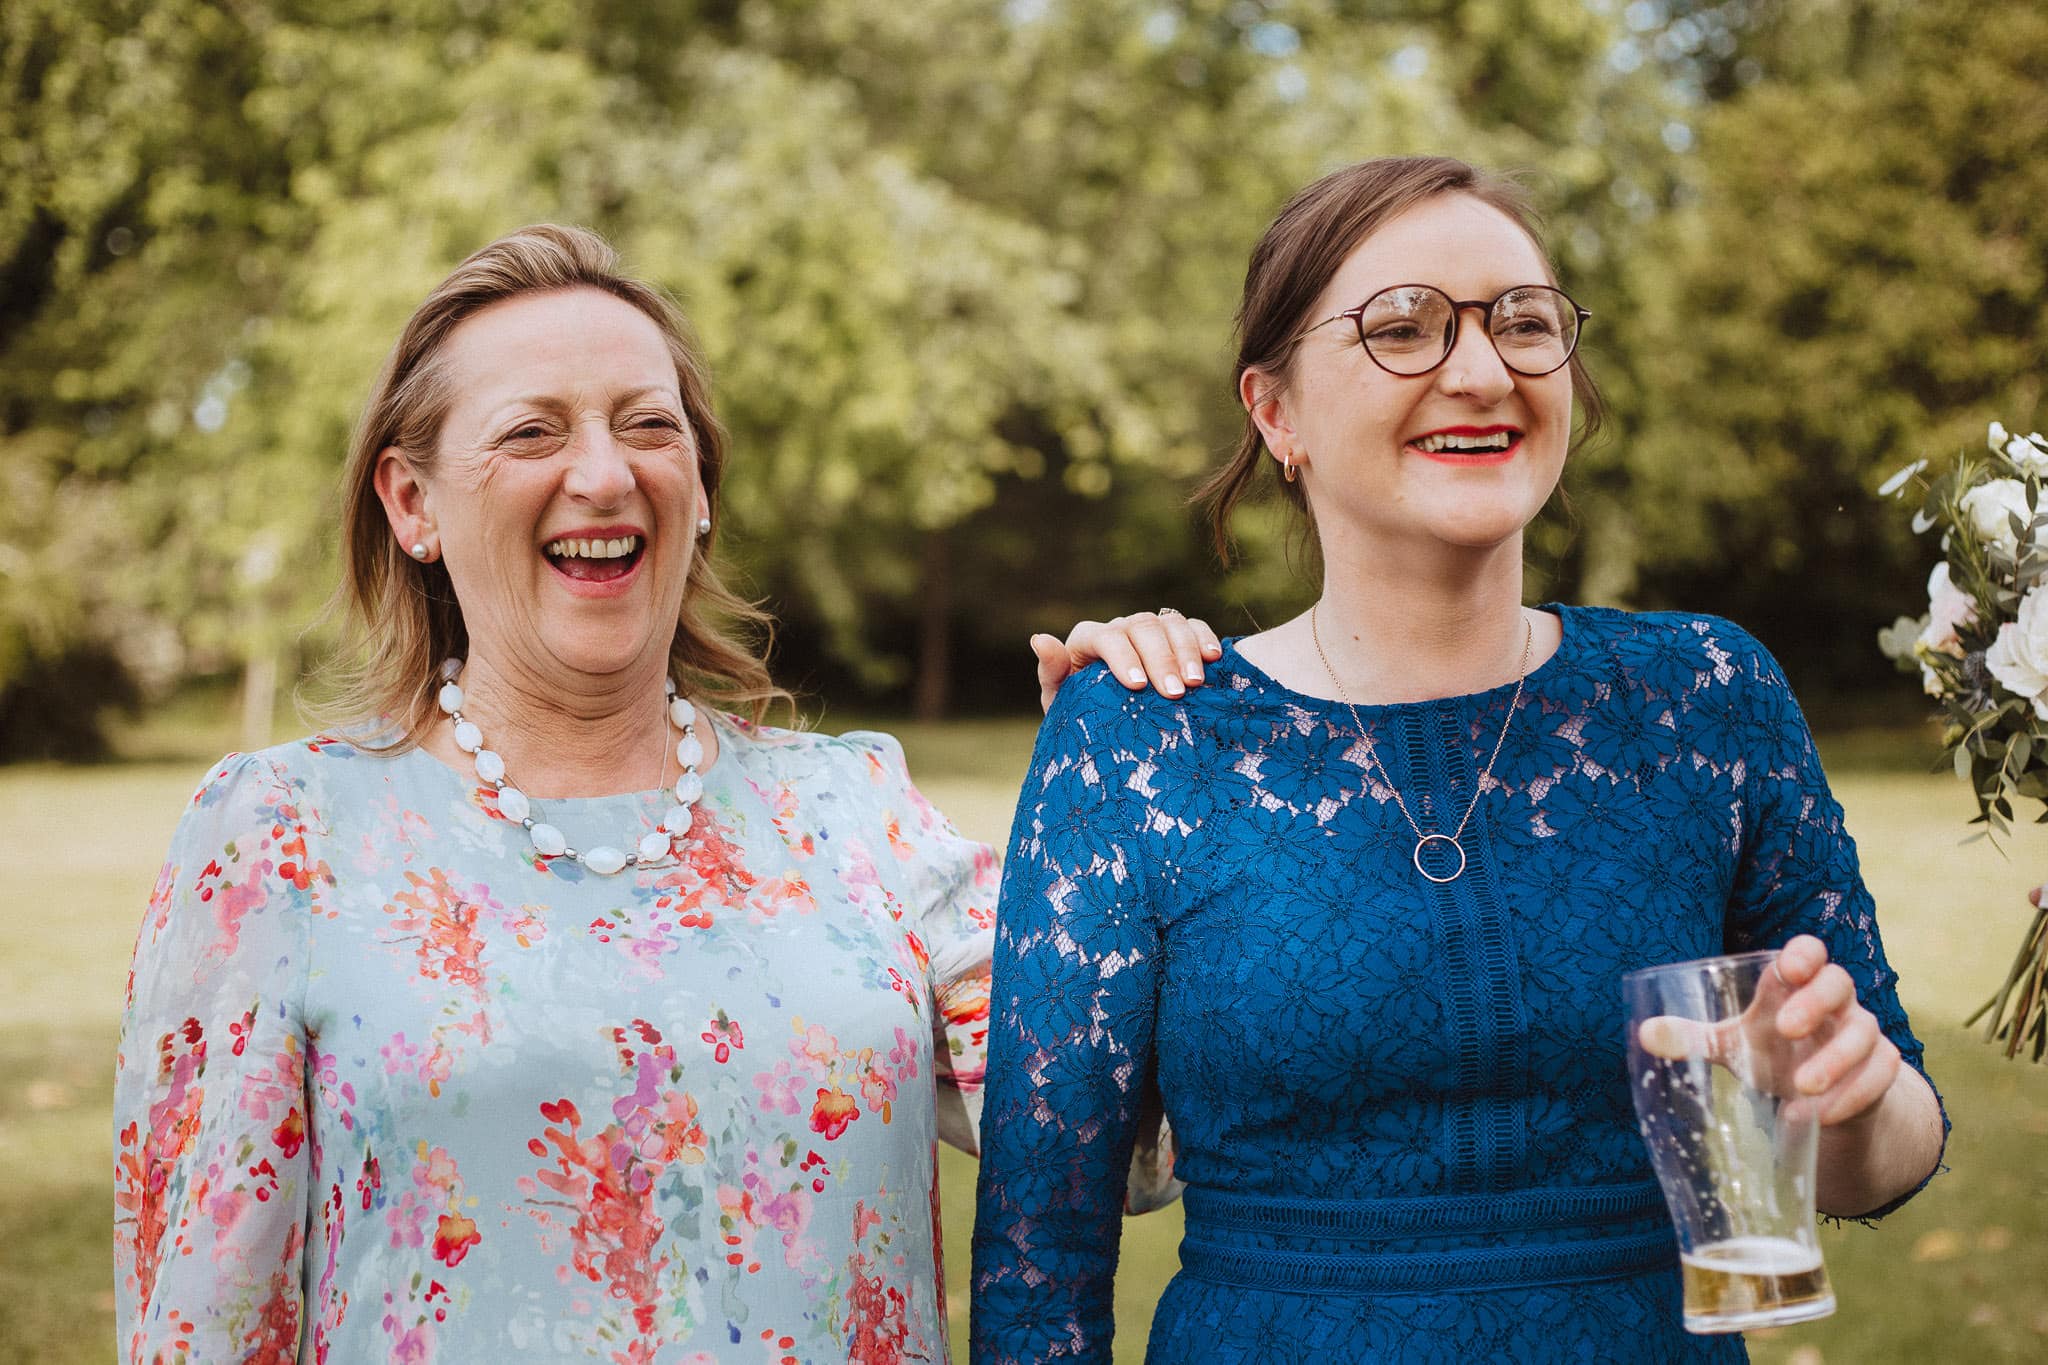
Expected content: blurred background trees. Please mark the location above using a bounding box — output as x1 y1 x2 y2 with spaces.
2 0 2042 753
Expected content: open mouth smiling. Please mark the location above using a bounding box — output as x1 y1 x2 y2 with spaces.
543 532 645 583
1408 426 1523 463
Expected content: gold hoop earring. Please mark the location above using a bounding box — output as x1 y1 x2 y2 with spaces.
1282 456 1299 484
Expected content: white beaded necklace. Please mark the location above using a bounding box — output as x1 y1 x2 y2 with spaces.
435 658 704 876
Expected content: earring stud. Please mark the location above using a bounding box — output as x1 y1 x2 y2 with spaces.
696 518 711 536
411 543 429 560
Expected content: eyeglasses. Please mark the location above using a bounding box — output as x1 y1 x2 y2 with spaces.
1297 283 1590 378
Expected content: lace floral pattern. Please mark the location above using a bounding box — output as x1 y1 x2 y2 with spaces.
970 607 1943 1364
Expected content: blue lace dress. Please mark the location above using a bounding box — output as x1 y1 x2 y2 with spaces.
969 607 1943 1364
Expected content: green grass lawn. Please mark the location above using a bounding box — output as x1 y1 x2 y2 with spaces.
5 722 2045 1362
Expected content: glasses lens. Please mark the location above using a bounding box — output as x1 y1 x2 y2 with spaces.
1357 286 1454 375
1490 287 1579 375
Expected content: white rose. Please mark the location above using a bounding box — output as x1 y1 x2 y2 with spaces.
1960 478 2035 553
1916 561 1975 655
1989 420 2010 452
1987 585 2048 720
2005 432 2048 477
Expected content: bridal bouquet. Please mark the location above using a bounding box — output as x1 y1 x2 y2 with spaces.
1878 420 2048 1060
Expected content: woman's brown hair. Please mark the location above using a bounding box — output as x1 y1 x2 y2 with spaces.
318 224 787 748
1196 155 1605 564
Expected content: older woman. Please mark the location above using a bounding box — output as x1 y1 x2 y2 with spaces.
112 225 1208 1364
970 156 1948 1363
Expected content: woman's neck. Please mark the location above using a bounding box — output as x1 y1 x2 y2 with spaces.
1245 534 1552 705
425 651 688 798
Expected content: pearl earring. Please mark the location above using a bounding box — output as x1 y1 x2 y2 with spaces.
696 518 711 536
410 542 429 560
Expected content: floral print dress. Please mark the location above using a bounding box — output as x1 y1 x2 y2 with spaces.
114 716 997 1365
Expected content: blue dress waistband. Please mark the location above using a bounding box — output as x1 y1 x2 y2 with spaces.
1178 1182 1677 1295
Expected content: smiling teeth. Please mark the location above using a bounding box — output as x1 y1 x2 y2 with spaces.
1415 432 1515 453
545 535 641 559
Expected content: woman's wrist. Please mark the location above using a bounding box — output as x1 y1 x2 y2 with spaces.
1815 1064 1942 1217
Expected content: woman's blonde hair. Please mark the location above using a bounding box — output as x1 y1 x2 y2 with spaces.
318 223 787 748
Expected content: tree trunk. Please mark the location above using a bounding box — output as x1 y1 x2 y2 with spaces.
913 528 951 721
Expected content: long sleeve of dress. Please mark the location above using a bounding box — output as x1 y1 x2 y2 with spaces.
1713 623 1949 1214
850 731 1001 1157
113 753 318 1364
970 677 1162 1364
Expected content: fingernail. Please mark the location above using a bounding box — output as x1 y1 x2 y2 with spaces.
1163 678 1184 696
1183 665 1203 683
1126 668 1147 685
1797 1067 1826 1095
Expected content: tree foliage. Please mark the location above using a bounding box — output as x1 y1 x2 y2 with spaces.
0 0 2036 747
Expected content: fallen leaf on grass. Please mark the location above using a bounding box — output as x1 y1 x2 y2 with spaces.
1978 1225 2013 1253
1912 1228 1963 1262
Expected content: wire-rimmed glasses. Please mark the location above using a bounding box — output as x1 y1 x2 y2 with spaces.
1298 283 1591 378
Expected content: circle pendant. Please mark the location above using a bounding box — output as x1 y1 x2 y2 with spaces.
1413 834 1466 884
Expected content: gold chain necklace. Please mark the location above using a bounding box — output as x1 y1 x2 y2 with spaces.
1309 603 1533 885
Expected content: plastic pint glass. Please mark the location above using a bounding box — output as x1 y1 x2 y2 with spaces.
1625 950 1836 1334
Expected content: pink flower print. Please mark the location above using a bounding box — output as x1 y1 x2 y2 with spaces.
387 1187 432 1249
888 1027 921 1082
383 1315 436 1365
202 854 273 969
419 1040 455 1099
239 1047 298 1122
753 1062 802 1116
701 1013 745 1063
852 1199 882 1243
971 841 999 890
415 1145 460 1193
500 904 545 947
789 1020 838 1074
207 1184 254 1235
758 1187 815 1269
381 1033 423 1076
858 1056 898 1119
308 1044 358 1128
840 845 886 913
